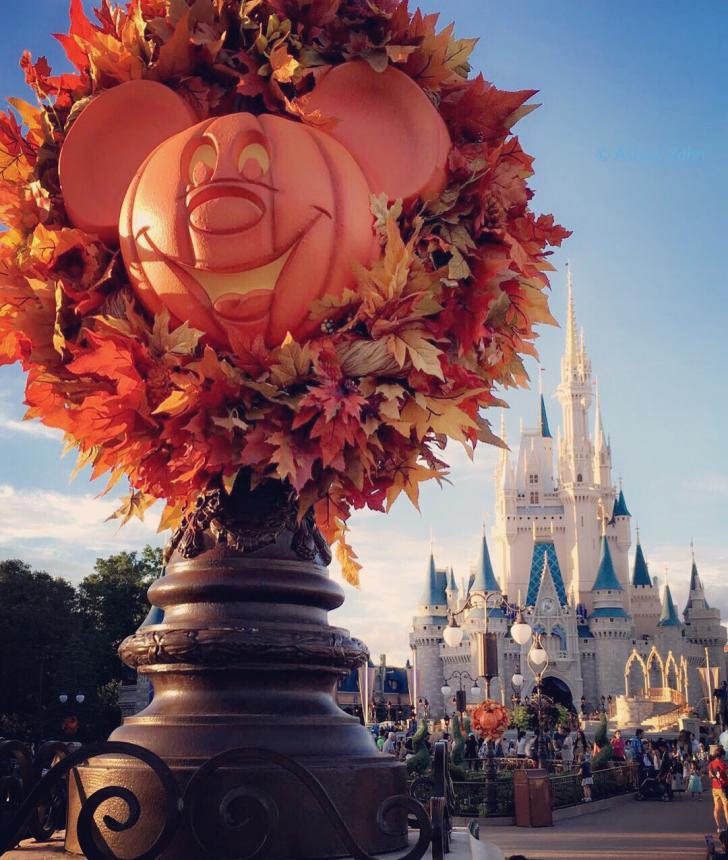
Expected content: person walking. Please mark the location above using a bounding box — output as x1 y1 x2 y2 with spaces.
581 751 594 803
708 746 728 833
465 733 478 771
382 732 397 755
709 746 728 832
561 730 575 770
611 729 626 762
516 730 528 759
688 759 703 799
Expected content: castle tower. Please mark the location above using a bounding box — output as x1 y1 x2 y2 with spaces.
409 551 448 715
629 533 661 638
555 269 602 603
589 534 632 699
682 547 726 679
609 484 633 609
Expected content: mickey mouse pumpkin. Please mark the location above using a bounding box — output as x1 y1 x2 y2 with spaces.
59 61 451 349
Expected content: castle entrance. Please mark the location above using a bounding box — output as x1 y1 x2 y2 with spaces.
540 675 574 711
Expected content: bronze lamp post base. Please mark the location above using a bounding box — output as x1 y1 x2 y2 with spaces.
64 479 408 858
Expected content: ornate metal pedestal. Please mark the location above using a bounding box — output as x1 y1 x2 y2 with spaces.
64 480 409 859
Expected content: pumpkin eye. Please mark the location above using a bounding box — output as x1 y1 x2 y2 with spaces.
238 143 270 180
188 143 216 186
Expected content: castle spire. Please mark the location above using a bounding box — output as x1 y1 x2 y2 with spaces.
632 535 652 587
565 263 579 368
420 549 446 609
472 526 500 593
658 580 681 628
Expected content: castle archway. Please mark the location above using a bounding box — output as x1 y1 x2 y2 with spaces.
540 675 574 711
624 650 647 697
646 647 665 690
665 652 679 693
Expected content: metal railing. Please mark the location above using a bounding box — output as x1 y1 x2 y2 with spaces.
550 763 638 809
413 762 638 819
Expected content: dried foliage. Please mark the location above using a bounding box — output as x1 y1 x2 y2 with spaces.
0 0 569 583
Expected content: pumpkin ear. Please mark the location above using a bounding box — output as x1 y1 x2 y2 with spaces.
306 60 451 203
59 80 196 245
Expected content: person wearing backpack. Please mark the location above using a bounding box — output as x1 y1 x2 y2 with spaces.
709 746 728 833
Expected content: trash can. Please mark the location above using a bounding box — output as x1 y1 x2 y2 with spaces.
512 768 553 827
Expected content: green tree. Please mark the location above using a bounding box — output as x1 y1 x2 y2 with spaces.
77 546 162 688
0 560 78 739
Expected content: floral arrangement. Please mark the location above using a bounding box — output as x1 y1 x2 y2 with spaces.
472 699 511 741
0 0 568 582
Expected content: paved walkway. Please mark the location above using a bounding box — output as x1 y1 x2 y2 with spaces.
2 796 718 859
478 794 716 860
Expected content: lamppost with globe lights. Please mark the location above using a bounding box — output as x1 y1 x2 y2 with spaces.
441 670 481 720
442 590 534 814
525 634 550 769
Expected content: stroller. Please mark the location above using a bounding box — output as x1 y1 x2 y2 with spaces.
635 768 671 801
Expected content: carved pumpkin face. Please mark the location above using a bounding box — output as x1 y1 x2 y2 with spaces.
121 113 375 347
59 62 451 350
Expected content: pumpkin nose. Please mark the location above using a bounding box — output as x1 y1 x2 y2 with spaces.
188 185 265 235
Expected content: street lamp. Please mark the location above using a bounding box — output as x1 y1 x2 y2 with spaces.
442 670 480 721
526 634 550 769
511 671 524 705
443 589 533 817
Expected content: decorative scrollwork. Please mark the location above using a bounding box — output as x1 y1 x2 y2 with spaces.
120 625 368 670
0 741 434 860
182 747 432 860
165 477 331 566
0 742 181 860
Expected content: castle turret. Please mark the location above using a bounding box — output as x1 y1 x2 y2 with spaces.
589 534 632 699
409 551 448 715
683 547 726 678
630 533 661 638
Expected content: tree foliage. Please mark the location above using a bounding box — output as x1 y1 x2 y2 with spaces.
0 547 160 742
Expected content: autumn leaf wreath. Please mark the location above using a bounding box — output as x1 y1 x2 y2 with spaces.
0 0 568 583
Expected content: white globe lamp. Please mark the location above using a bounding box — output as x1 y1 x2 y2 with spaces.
443 623 464 648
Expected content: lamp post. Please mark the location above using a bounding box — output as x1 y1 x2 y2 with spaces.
526 634 549 769
443 589 533 816
511 670 524 706
441 670 481 721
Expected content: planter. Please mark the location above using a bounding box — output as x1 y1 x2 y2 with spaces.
65 479 408 859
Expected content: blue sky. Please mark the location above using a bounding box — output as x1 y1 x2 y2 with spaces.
0 1 726 663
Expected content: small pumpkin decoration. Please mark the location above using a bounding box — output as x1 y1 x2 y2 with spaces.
59 61 450 349
472 700 511 741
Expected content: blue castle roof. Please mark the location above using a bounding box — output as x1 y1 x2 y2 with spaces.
420 552 448 608
472 532 500 593
592 536 623 592
526 542 567 606
590 607 628 619
447 567 459 593
612 489 631 518
632 541 651 587
658 584 681 627
539 395 552 438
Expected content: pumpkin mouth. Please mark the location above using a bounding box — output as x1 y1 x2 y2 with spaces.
179 245 295 323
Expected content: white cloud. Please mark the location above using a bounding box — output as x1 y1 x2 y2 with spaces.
0 485 163 580
0 416 62 441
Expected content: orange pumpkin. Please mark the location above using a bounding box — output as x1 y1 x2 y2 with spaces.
59 62 451 350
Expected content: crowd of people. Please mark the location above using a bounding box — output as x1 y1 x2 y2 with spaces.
372 717 728 817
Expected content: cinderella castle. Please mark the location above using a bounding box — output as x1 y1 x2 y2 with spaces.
409 272 726 726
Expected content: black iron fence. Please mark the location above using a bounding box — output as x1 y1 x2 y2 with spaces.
411 762 638 819
0 740 435 860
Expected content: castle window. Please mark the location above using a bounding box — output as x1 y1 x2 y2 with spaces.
577 473 583 483
529 474 539 484
529 491 539 504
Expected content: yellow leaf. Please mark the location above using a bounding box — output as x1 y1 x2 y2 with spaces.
106 489 157 527
397 328 445 380
153 389 193 416
159 501 184 533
